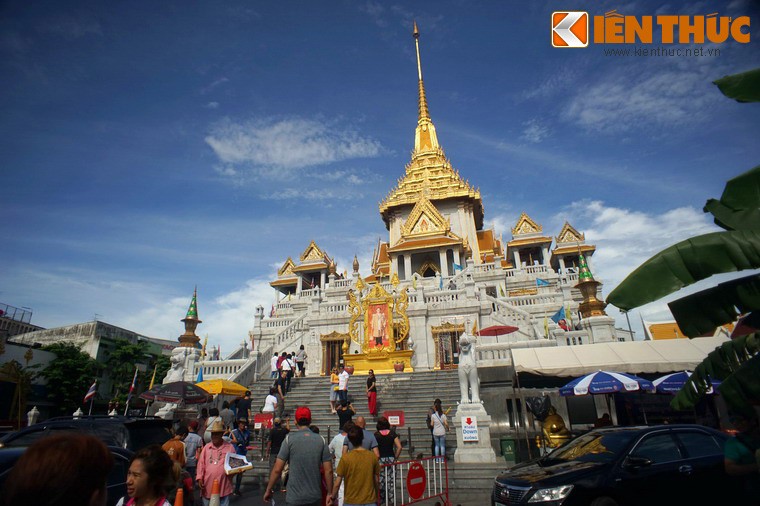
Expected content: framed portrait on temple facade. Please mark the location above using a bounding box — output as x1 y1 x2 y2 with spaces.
367 303 391 349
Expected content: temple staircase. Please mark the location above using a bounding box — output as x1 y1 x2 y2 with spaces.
240 368 504 505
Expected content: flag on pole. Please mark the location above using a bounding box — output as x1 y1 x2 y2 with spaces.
566 304 574 328
196 364 204 383
412 276 417 289
471 320 478 335
83 381 97 403
439 276 444 290
125 367 138 405
550 306 566 324
544 315 549 338
269 305 275 317
453 263 463 271
499 284 505 297
536 278 550 287
148 364 157 390
202 336 208 360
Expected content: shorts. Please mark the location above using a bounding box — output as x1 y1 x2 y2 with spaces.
330 386 339 401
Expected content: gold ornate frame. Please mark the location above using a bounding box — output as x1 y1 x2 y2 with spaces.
431 322 464 370
347 282 409 354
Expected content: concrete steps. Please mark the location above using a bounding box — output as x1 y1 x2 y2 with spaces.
245 370 509 504
249 370 462 457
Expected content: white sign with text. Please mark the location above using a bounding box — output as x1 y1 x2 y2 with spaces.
461 416 479 442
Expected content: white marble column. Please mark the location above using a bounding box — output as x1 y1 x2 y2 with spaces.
404 254 413 280
542 246 550 265
320 271 326 288
296 276 302 294
439 250 449 277
513 250 522 269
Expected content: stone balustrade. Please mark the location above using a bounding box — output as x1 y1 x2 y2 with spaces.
299 288 320 299
194 359 248 380
324 302 349 313
506 293 565 308
264 318 294 329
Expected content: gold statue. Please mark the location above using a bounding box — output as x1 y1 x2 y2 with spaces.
542 406 572 448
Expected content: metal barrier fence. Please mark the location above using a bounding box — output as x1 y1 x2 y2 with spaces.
380 456 449 506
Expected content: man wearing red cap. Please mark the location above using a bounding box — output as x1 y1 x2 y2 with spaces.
264 406 333 506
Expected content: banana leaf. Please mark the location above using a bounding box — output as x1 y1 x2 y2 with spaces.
670 333 760 411
668 274 760 337
713 68 760 103
607 231 760 311
703 166 760 232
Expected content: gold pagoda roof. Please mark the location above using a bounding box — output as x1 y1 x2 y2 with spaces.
387 235 462 253
552 244 596 256
270 278 298 287
379 23 484 230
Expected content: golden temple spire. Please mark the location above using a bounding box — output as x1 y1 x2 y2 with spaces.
412 21 439 154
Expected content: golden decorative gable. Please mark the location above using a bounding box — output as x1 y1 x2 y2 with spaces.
300 240 324 262
278 257 296 277
401 196 449 239
556 222 585 244
511 213 543 236
379 151 483 229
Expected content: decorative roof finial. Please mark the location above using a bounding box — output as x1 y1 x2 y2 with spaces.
578 252 594 282
353 255 360 273
413 20 430 124
179 287 202 348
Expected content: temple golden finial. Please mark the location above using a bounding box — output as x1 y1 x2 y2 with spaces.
413 21 430 125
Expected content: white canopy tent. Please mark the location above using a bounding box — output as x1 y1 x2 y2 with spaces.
511 336 728 378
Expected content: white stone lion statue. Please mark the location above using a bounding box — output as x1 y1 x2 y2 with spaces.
458 332 480 404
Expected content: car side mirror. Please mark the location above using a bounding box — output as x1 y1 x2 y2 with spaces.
624 456 652 469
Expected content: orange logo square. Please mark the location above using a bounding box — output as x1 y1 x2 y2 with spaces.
552 11 589 48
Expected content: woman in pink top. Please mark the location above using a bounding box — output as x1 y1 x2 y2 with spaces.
196 419 236 505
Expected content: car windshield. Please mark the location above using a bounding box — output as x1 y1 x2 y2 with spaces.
547 431 638 464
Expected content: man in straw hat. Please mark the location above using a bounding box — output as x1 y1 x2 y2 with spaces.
197 418 235 506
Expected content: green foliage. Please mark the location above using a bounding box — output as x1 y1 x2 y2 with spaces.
106 339 150 401
153 354 170 386
39 343 101 415
0 360 37 424
713 68 760 103
607 230 760 312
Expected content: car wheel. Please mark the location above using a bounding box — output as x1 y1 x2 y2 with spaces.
591 497 618 506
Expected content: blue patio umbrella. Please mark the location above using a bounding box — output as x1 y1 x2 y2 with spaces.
559 370 655 397
560 370 655 425
653 370 721 394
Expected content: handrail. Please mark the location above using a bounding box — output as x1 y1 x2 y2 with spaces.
484 295 538 340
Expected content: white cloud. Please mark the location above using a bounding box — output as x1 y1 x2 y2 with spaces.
205 101 219 109
562 61 730 134
557 200 725 337
520 119 550 143
521 66 580 101
205 117 383 180
563 200 718 286
201 77 230 94
124 278 275 354
261 188 362 201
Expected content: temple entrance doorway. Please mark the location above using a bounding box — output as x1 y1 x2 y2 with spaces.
431 323 464 370
320 331 348 375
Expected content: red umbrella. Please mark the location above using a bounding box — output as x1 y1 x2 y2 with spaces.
477 325 519 337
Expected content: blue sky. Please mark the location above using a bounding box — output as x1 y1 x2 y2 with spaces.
2 0 759 351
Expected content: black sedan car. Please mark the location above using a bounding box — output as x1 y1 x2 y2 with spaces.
493 424 741 506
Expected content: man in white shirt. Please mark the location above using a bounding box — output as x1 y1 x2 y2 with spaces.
270 352 279 379
338 365 350 404
328 423 350 506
